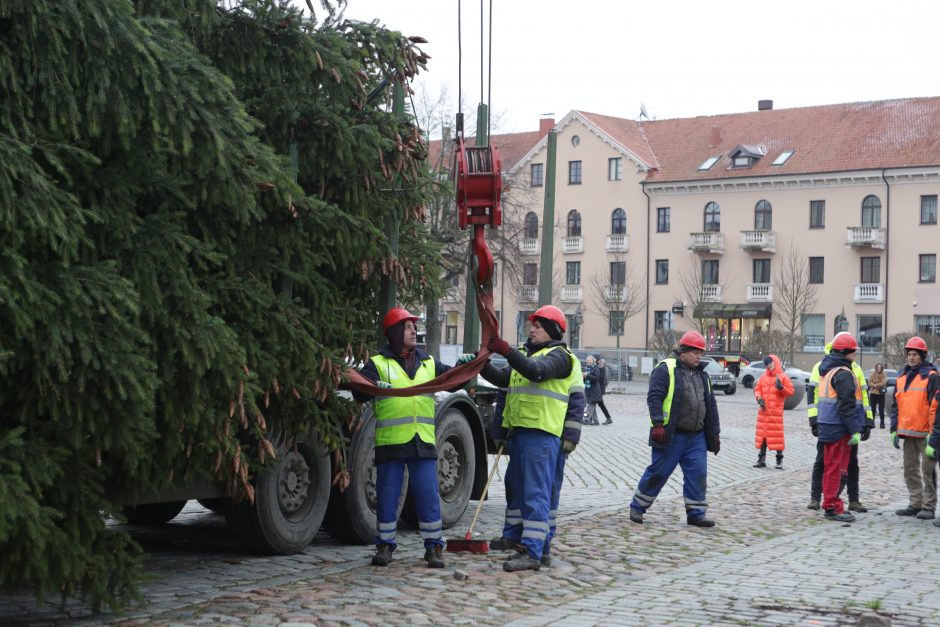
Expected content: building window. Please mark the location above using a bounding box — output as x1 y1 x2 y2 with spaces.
610 262 626 285
860 257 880 284
861 195 882 227
567 210 582 237
655 259 669 285
611 208 626 235
445 326 458 344
654 310 668 332
571 135 580 147
754 200 772 231
857 314 882 349
657 207 670 233
772 150 794 166
753 259 771 283
802 314 825 350
566 261 581 285
608 157 623 181
492 262 498 288
810 200 825 228
523 263 538 286
921 195 938 224
702 259 719 284
530 163 544 187
609 311 625 336
703 201 720 232
915 315 940 338
698 156 720 171
524 211 539 239
921 254 937 283
568 160 582 184
809 257 824 284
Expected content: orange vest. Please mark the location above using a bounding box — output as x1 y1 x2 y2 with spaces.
895 369 939 437
817 366 863 429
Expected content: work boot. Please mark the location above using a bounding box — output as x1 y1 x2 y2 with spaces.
753 460 766 468
424 545 445 568
540 553 552 567
916 509 936 520
371 543 394 567
603 419 612 425
629 508 644 524
503 552 541 572
687 516 715 527
490 536 515 551
824 510 856 523
807 499 820 510
848 501 868 513
775 453 784 470
896 505 920 516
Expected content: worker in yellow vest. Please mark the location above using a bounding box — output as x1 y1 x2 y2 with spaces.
355 307 454 569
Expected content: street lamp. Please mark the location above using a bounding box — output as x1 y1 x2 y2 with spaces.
570 306 583 349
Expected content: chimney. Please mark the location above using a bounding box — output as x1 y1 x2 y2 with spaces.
758 99 773 111
710 125 721 147
539 116 555 136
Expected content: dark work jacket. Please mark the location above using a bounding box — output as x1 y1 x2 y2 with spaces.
585 366 604 403
646 353 720 452
355 345 452 463
816 352 862 443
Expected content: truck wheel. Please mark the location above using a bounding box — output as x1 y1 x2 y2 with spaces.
742 375 754 388
323 409 407 544
122 500 187 525
226 437 331 554
400 407 476 529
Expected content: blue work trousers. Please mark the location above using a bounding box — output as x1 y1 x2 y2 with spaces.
502 440 567 557
631 430 708 520
375 457 443 549
503 429 559 560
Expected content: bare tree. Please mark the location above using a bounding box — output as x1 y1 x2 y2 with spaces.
772 244 818 363
590 253 645 349
745 329 797 362
648 329 682 360
679 259 731 334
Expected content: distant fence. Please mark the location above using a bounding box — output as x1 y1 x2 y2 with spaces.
580 347 664 383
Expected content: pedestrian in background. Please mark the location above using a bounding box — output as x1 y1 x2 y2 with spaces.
890 336 940 520
596 357 613 425
630 331 721 527
868 363 888 429
584 355 602 426
752 354 794 470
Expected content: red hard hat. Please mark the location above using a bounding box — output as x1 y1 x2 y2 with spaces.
831 332 858 351
905 336 928 352
678 331 706 350
528 305 567 332
382 306 419 334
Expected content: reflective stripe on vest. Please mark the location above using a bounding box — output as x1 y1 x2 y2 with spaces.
807 362 821 418
817 366 862 425
651 358 710 427
503 347 581 437
895 370 939 437
371 354 436 447
852 362 873 421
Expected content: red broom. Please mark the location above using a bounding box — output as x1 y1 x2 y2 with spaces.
446 442 505 554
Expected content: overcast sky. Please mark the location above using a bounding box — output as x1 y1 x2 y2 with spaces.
324 0 939 134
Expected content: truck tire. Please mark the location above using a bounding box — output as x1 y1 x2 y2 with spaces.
226 436 331 554
323 409 407 544
122 500 187 525
401 407 475 528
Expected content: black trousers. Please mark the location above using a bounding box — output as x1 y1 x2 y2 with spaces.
870 394 886 424
811 439 859 501
597 398 611 421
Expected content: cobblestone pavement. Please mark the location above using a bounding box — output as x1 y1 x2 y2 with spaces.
4 381 938 626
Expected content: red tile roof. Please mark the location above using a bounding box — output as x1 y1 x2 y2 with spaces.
427 130 546 174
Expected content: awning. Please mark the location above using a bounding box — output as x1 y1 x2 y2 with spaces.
693 303 772 319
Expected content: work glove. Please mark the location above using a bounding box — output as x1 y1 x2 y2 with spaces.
561 439 577 455
811 424 819 438
375 380 392 389
713 435 720 455
651 424 668 444
456 353 476 365
756 397 766 410
927 445 937 460
775 377 784 391
860 426 871 442
848 432 861 446
487 335 512 356
891 431 900 449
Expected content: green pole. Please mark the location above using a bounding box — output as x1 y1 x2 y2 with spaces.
538 129 557 306
377 83 405 343
462 103 488 353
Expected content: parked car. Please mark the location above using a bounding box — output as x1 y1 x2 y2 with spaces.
739 361 812 389
864 367 898 390
701 357 736 395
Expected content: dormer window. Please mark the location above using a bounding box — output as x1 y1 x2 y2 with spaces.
729 144 766 169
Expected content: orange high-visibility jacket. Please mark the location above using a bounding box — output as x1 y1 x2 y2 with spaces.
894 366 940 437
754 354 795 451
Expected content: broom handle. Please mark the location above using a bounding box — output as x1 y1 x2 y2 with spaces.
465 441 505 536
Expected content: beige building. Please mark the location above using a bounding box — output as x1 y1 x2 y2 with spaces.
437 97 940 366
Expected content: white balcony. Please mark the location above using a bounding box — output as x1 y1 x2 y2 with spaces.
854 283 884 303
606 233 629 252
746 283 773 302
739 230 776 253
517 285 538 302
562 235 583 253
847 226 886 249
604 285 626 301
518 238 538 255
561 285 583 303
442 287 461 303
701 284 721 302
688 232 724 254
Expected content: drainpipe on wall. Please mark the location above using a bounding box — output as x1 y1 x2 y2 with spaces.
643 184 652 348
881 168 890 339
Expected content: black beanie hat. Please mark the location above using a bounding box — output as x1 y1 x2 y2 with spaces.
763 356 773 367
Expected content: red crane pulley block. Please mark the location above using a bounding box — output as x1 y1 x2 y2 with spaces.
454 138 502 229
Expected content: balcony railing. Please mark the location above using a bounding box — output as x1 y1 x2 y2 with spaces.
846 226 886 249
517 285 538 302
518 238 538 255
688 232 724 254
606 233 629 252
854 283 884 303
562 235 583 253
604 285 626 302
561 285 583 303
701 284 721 302
739 230 776 253
746 283 773 302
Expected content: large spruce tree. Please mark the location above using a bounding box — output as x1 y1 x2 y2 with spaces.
0 0 441 610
